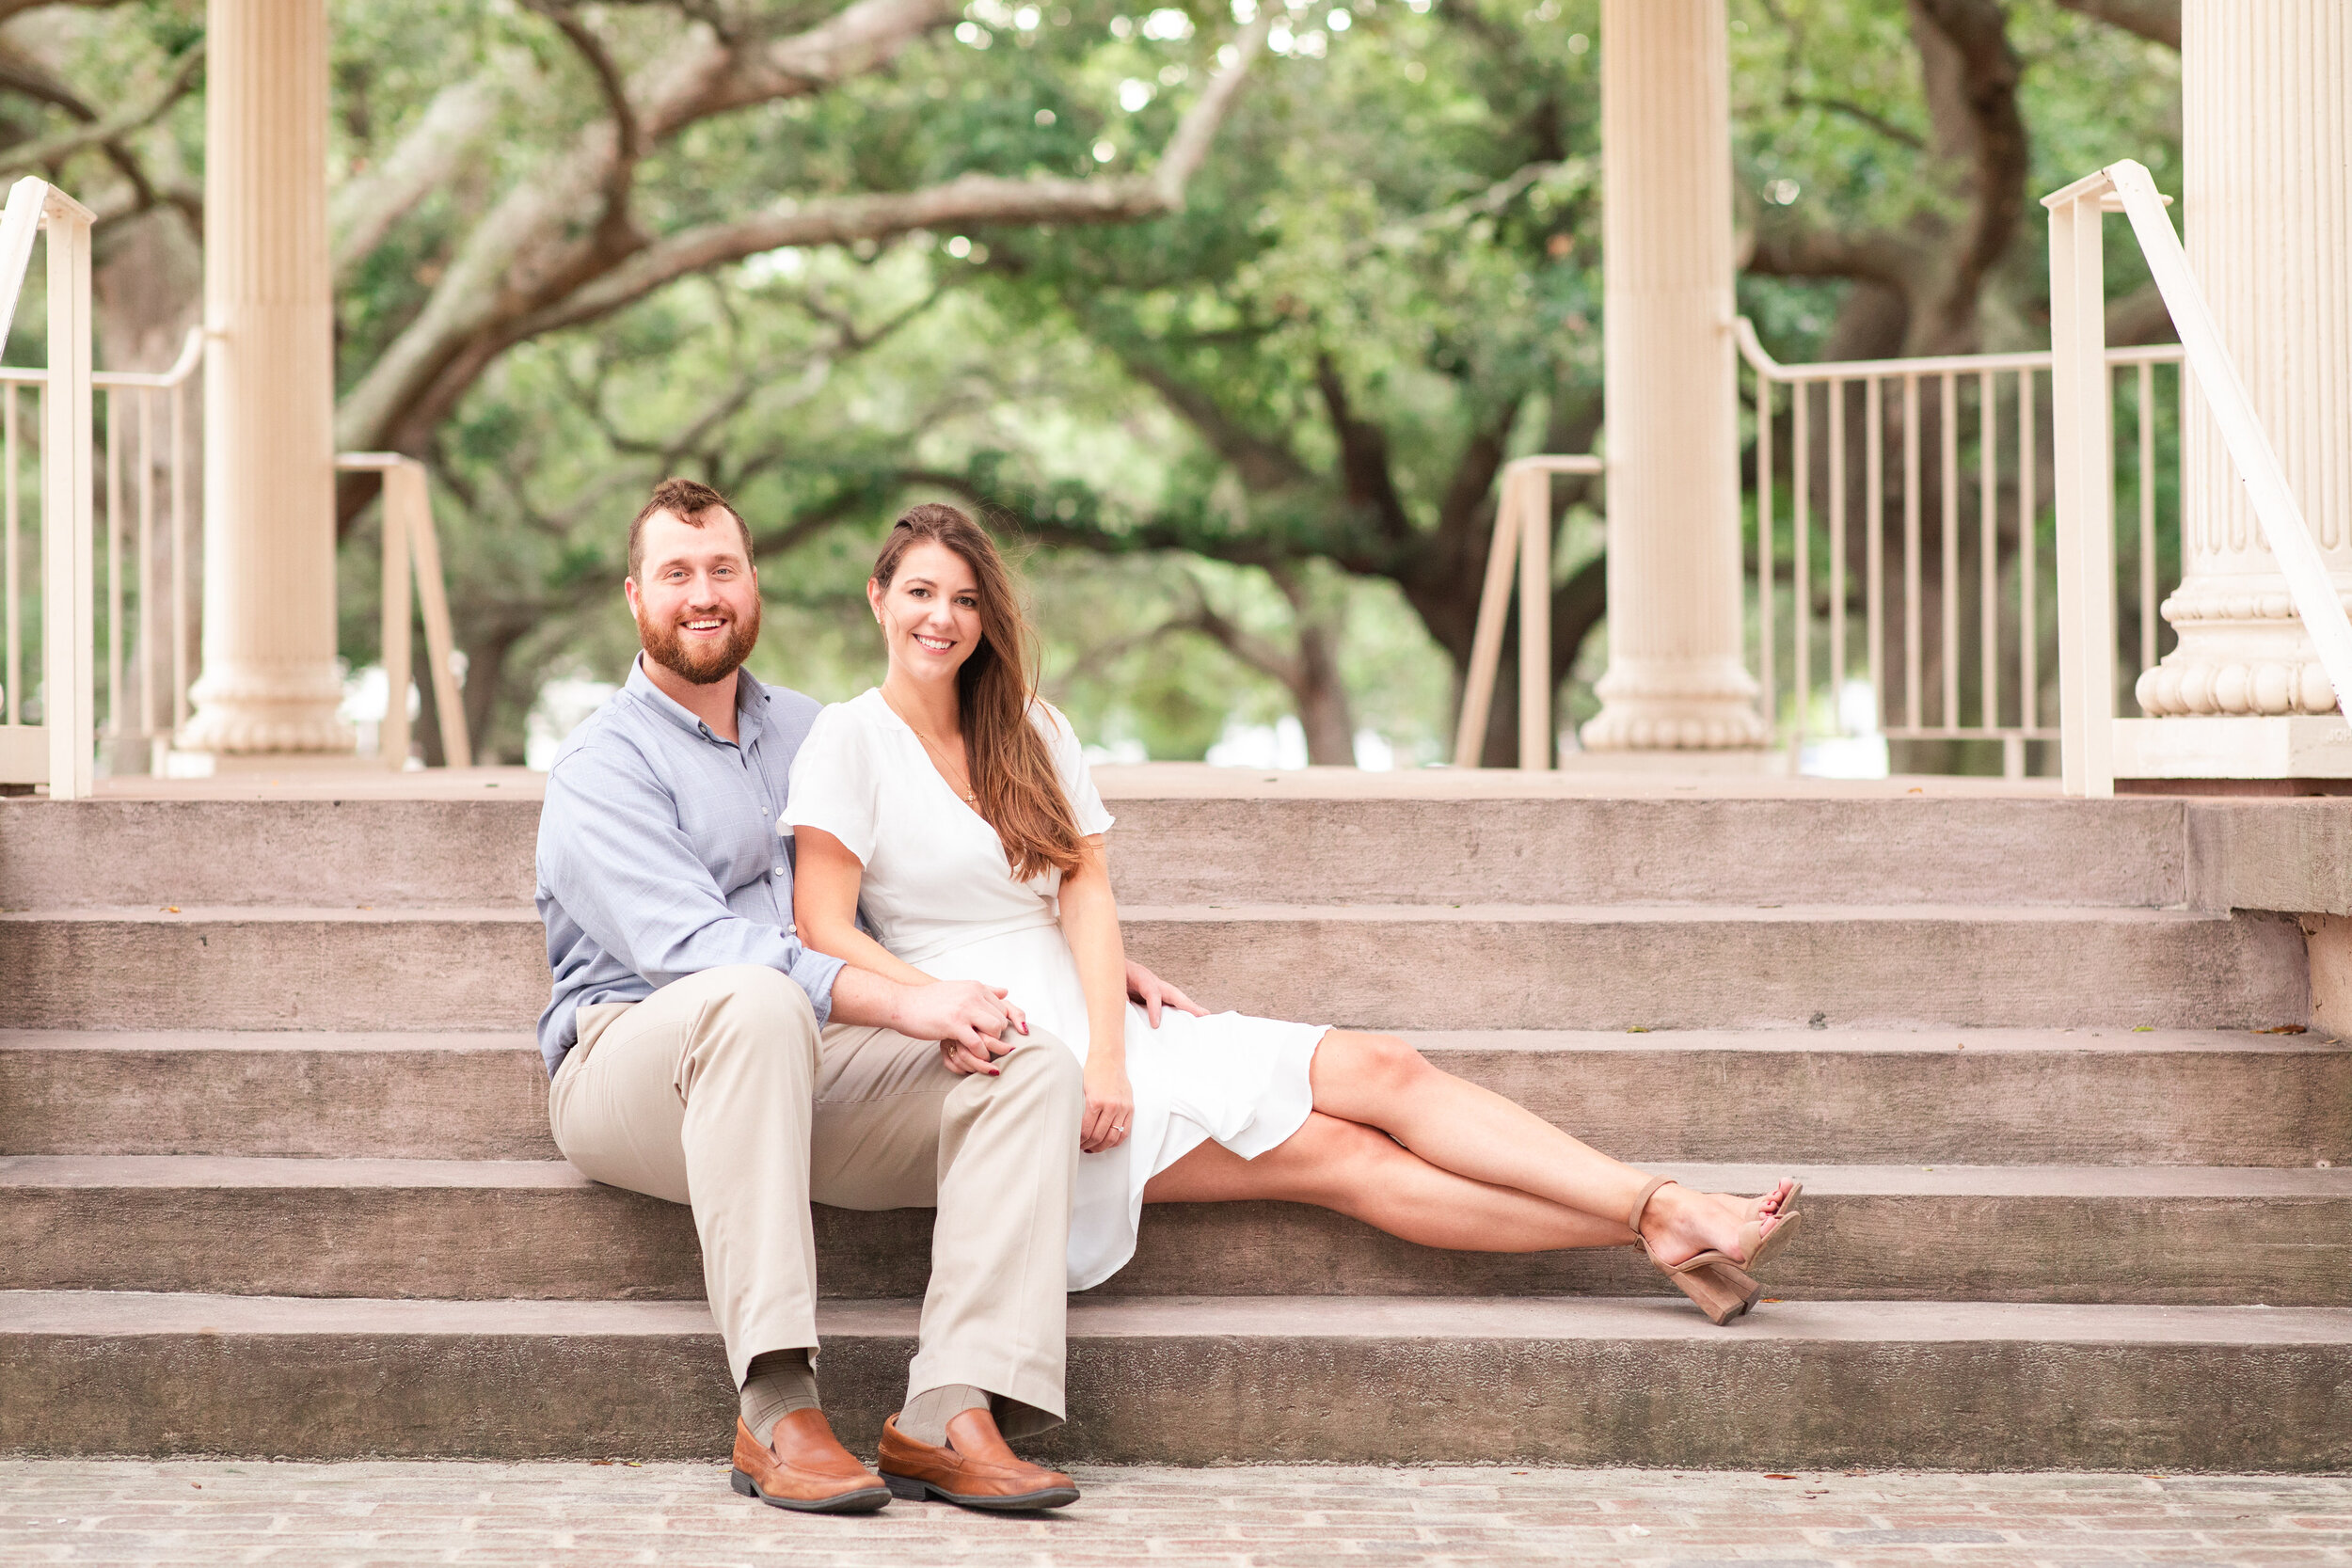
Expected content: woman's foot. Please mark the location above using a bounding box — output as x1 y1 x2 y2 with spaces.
1637 1180 1792 1269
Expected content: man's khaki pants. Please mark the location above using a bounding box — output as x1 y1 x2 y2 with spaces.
547 964 1083 1433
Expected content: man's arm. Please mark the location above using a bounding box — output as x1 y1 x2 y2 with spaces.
541 741 845 1014
543 741 1015 1049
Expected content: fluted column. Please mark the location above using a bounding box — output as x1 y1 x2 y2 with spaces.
2135 2 2352 721
1580 0 1766 752
180 0 352 754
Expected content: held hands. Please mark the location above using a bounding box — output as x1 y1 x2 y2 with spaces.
893 979 1027 1076
1124 958 1207 1028
1081 1055 1135 1153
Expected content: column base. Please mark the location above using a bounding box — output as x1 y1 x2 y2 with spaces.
1580 661 1770 752
2112 714 2352 779
1555 747 1790 776
180 664 354 756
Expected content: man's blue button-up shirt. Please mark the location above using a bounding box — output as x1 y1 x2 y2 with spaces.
533 655 845 1076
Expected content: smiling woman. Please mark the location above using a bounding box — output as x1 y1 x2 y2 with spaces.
786 503 1804 1323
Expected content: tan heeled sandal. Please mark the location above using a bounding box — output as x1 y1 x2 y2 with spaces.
1627 1175 1801 1325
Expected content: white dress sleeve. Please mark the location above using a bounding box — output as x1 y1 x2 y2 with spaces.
1035 701 1115 838
784 703 882 863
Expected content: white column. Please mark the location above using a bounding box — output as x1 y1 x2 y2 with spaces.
2135 1 2352 721
1580 0 1765 752
179 0 351 755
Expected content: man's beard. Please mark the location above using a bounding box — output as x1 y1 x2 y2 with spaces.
641 600 761 686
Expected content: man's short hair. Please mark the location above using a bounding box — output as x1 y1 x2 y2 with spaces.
628 477 755 581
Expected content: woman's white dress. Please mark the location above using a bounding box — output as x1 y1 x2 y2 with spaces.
784 689 1327 1290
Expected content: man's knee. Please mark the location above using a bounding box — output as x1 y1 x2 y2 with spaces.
990 1031 1084 1117
673 965 819 1085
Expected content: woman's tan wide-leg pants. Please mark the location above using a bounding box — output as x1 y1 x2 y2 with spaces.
547 963 1084 1433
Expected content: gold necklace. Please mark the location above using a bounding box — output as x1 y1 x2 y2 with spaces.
886 692 978 805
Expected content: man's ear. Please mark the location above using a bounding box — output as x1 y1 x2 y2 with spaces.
623 576 642 622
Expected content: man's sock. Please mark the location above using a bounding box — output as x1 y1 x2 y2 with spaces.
898 1384 991 1447
739 1348 820 1447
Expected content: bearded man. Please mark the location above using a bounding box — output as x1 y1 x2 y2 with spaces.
537 477 1166 1513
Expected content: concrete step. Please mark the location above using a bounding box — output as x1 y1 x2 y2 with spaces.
1120 904 2310 1032
2 903 2309 1033
0 790 2209 910
8 1157 2347 1307
10 1028 2344 1166
3 1290 2344 1468
0 1032 558 1159
1105 791 2197 909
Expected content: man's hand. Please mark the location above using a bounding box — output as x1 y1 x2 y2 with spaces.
1125 958 1207 1028
892 979 1026 1076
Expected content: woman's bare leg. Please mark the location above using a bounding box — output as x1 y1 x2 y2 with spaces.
1144 1111 1631 1254
1304 1031 1793 1267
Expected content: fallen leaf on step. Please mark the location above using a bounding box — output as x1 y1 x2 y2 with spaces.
2255 1024 2308 1035
1764 1474 1797 1481
163 906 180 913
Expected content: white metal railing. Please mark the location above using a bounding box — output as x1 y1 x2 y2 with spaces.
1453 452 1603 768
0 304 471 784
2046 158 2352 798
0 176 93 798
97 328 200 772
1740 319 2185 778
0 328 201 784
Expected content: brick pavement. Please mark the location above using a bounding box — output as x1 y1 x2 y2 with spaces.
0 1461 2345 1566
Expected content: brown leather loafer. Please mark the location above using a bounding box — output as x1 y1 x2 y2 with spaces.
728 1411 891 1513
876 1409 1079 1511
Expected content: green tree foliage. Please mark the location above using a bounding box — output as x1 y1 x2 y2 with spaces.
0 0 2182 765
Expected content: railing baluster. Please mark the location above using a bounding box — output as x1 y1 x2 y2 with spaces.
105 386 121 738
170 370 188 738
1979 368 1998 731
1867 376 1883 731
2021 367 2038 734
137 388 155 742
5 385 17 726
1941 372 1960 730
1828 377 1847 727
1756 368 1775 735
1903 373 1922 731
2138 358 2157 682
1793 380 1810 737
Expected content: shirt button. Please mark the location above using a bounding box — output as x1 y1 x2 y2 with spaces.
772 865 787 878
787 922 798 935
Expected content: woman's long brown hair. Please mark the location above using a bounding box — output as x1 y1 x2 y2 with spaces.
873 503 1085 880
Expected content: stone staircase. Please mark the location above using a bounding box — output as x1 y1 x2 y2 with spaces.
3 776 2349 1468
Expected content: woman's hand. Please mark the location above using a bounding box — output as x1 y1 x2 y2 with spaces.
1080 1056 1135 1153
1124 959 1207 1028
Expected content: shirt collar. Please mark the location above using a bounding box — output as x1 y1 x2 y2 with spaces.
625 652 772 744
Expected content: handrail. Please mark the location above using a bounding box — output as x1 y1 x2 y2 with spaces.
337 451 471 769
2043 158 2352 798
93 325 202 390
1452 452 1603 768
1733 313 2184 382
